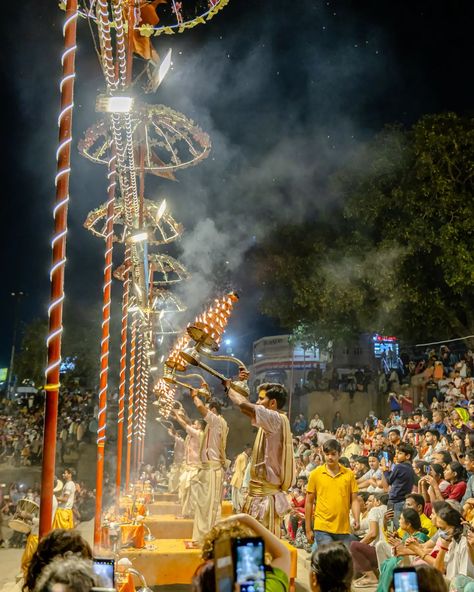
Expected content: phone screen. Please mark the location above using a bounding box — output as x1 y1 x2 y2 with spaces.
233 537 265 592
393 568 419 592
382 451 389 463
92 558 115 588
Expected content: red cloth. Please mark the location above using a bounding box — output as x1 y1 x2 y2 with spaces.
443 481 467 501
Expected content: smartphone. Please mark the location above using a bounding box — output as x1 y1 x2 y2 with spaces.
233 537 265 592
393 567 419 592
423 464 431 474
382 451 390 464
92 558 115 588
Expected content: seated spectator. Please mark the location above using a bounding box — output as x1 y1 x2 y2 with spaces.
462 450 474 507
376 508 430 591
293 414 308 436
23 529 92 592
285 477 307 545
419 429 442 462
309 541 353 592
400 493 437 538
192 513 291 592
358 453 383 492
350 492 388 587
343 435 362 459
352 492 370 537
33 557 98 592
309 413 324 431
431 410 448 436
425 461 467 503
402 504 474 587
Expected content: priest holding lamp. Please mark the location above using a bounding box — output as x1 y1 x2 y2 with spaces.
224 381 295 536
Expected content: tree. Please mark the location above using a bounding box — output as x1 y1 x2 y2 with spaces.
14 307 102 389
15 319 48 387
252 113 474 346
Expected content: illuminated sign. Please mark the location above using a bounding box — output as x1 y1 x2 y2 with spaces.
373 334 399 359
0 368 7 381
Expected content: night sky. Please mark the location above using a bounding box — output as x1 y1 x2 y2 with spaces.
0 0 472 370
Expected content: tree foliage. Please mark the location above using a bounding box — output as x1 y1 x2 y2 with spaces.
252 113 474 346
15 307 101 389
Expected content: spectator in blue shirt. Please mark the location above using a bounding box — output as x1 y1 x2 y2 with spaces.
430 409 448 436
380 442 415 528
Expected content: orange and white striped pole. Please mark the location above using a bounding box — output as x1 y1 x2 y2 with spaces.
39 0 78 538
93 144 117 547
125 315 137 491
115 248 131 501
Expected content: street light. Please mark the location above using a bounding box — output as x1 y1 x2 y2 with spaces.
7 291 25 395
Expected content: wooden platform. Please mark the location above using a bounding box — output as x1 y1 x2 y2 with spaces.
119 538 201 586
155 492 179 502
145 514 193 539
147 501 182 516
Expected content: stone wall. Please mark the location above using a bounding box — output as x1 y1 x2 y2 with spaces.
295 388 387 429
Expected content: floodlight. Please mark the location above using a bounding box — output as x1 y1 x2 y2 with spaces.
96 94 135 113
150 49 172 92
128 231 148 244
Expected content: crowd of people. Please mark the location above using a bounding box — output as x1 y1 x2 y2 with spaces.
3 343 474 592
258 344 474 591
0 389 98 467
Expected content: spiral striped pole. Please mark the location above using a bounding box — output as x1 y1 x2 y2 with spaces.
39 0 78 538
115 247 131 502
125 315 137 491
140 365 149 464
93 143 117 547
133 331 143 477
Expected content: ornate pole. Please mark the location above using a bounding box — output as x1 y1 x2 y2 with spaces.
140 365 149 464
39 0 78 538
115 248 131 501
125 315 137 491
133 331 143 476
93 145 117 547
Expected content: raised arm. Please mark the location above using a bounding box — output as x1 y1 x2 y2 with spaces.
224 381 255 419
191 390 209 418
172 409 190 430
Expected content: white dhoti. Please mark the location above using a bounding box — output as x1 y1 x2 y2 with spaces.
192 462 224 543
168 463 182 493
179 464 200 518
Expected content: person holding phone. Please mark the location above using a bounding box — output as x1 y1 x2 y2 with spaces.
390 565 448 592
376 508 429 592
380 444 415 529
23 529 93 592
33 556 100 592
192 513 291 592
401 504 474 588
